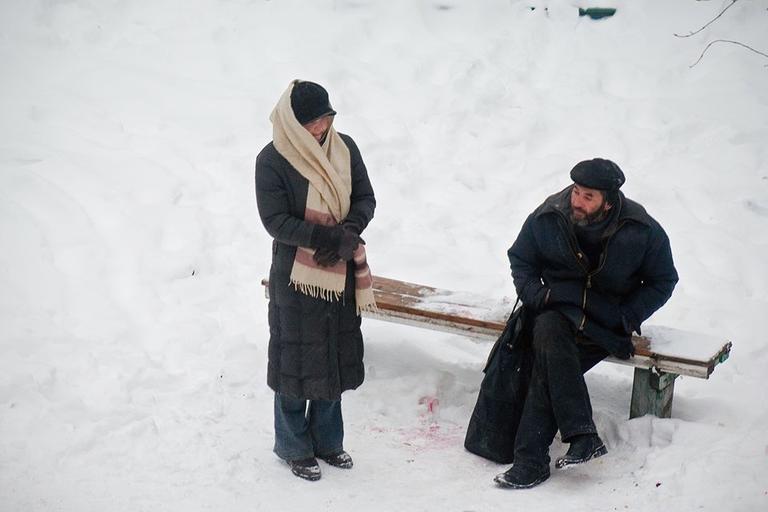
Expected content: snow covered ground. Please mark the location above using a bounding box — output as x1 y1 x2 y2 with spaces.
1 0 767 510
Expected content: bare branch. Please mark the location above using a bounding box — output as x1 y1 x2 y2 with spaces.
689 39 768 68
674 0 739 38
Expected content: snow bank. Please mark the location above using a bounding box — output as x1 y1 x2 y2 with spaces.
1 1 767 510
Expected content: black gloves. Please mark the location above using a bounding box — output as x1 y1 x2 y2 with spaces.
620 307 640 335
526 281 581 315
614 339 636 360
310 224 365 266
341 221 361 235
582 289 639 335
544 280 639 360
313 248 341 267
546 281 583 308
338 226 364 260
582 319 635 360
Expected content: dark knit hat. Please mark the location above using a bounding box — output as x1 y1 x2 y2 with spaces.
570 158 626 191
290 81 337 125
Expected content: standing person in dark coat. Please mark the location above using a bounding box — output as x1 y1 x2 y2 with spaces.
255 80 376 481
494 158 678 489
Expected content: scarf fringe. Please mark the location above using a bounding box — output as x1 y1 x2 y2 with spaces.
290 278 344 302
291 275 378 318
356 301 379 316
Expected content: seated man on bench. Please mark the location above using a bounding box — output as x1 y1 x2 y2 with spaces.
494 158 679 489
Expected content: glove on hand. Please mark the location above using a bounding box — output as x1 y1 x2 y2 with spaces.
614 342 635 360
582 319 635 360
620 306 640 335
587 296 639 336
313 248 341 267
341 221 362 235
311 224 343 251
546 281 583 308
583 290 626 333
310 224 364 262
337 226 364 261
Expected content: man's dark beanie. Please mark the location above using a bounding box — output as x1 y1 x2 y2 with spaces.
290 81 337 125
570 158 626 192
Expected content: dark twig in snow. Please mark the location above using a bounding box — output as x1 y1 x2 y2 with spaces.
689 39 768 68
674 0 739 38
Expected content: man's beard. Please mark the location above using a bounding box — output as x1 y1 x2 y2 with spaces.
570 203 609 227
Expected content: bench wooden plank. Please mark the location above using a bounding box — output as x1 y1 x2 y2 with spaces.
260 275 731 418
371 276 509 331
367 276 731 379
260 276 732 380
369 276 509 335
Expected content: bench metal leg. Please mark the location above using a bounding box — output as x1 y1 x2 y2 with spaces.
629 367 678 419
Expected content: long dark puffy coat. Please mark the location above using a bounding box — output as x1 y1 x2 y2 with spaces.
508 186 678 357
255 133 375 400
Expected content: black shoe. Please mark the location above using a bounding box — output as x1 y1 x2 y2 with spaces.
494 463 550 489
555 434 607 469
318 451 353 469
288 457 321 481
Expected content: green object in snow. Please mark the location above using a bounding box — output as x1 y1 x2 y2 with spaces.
578 7 617 20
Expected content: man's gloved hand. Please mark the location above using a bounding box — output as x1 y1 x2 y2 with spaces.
615 343 635 360
583 290 624 333
582 318 635 360
313 248 341 267
620 306 640 335
546 281 583 308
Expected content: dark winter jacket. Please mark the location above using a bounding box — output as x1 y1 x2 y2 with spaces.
255 133 376 400
507 186 678 358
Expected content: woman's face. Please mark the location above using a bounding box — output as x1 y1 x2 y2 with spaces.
303 115 334 143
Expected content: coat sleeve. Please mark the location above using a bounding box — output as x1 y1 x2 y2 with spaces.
507 214 549 310
620 223 679 333
254 152 315 248
341 135 376 233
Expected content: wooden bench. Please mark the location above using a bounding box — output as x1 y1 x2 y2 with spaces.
261 275 732 419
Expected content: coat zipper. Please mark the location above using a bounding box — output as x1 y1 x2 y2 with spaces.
556 210 629 332
555 213 590 331
585 219 629 286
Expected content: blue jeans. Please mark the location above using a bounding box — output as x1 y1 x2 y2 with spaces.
273 393 344 461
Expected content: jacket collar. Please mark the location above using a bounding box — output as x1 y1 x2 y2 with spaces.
534 185 652 227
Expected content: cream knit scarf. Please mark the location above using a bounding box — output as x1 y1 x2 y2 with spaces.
270 80 376 314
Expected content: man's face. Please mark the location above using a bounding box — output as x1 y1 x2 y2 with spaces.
570 184 611 225
302 115 334 143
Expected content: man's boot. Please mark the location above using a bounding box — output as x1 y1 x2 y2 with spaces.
494 462 550 489
555 433 607 469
